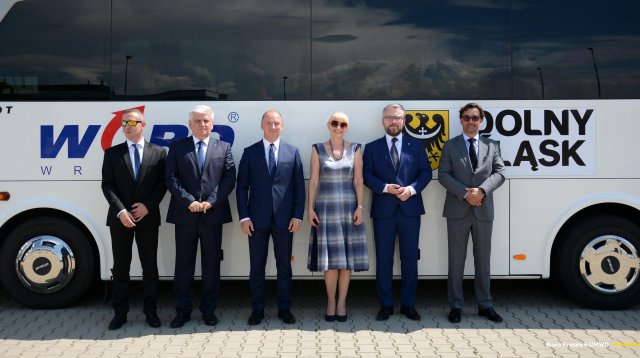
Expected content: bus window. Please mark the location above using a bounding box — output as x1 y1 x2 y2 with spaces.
0 0 110 100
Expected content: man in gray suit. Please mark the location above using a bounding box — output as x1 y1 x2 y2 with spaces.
438 103 505 323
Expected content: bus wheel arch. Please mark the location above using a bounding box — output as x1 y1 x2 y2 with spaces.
0 213 98 308
552 206 640 310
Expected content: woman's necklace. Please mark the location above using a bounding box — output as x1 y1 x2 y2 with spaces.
329 139 344 161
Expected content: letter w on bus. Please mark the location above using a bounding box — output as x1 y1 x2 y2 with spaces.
40 125 101 158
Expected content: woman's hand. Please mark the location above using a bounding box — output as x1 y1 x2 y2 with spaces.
308 209 320 227
353 206 363 225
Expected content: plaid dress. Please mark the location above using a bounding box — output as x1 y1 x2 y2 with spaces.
307 142 369 272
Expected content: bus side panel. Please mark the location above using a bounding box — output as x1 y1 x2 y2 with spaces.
509 179 640 277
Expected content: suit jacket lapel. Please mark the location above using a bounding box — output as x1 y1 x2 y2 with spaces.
454 135 474 172
477 136 487 169
273 142 284 178
121 142 136 182
257 141 270 176
188 136 202 175
204 137 216 171
398 136 413 171
380 136 395 172
137 141 151 183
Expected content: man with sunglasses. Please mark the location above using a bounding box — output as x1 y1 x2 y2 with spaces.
101 108 167 329
439 103 505 324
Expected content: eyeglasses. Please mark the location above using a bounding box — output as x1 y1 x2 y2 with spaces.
121 120 143 127
191 119 211 126
330 120 348 129
383 115 404 122
462 116 482 122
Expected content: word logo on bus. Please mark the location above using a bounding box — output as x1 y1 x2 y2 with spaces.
403 110 449 171
40 106 235 159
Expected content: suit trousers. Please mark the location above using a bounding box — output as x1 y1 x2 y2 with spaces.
446 215 493 310
173 218 223 315
248 223 293 311
110 224 159 315
373 211 420 307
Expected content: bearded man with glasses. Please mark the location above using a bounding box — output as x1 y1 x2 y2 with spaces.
363 103 432 322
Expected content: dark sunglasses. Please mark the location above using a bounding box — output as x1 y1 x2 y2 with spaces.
121 120 143 127
461 116 482 122
330 120 348 129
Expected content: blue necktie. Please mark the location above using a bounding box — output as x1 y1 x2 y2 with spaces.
390 137 399 171
268 143 276 176
197 141 205 172
468 138 478 171
132 144 141 181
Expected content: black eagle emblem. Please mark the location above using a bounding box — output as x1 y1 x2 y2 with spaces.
403 111 449 170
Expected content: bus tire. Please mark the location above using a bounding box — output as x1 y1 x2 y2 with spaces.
0 217 95 308
556 215 640 310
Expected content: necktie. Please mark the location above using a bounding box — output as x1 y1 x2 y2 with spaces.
468 138 478 171
390 137 399 171
197 141 205 172
268 143 276 176
132 144 141 181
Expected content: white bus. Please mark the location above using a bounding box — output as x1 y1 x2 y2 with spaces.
1 0 638 310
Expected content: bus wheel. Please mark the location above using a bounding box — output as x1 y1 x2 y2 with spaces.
557 215 640 309
0 217 95 308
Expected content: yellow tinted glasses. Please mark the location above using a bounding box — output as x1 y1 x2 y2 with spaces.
121 120 143 127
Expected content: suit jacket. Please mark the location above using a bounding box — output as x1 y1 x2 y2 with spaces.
363 135 432 218
101 141 167 227
165 135 236 225
438 134 505 221
236 140 305 229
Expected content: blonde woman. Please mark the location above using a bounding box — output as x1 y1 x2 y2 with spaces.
307 112 369 322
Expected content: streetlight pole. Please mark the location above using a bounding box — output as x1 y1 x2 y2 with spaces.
124 55 132 101
283 76 288 100
537 67 545 99
587 48 601 98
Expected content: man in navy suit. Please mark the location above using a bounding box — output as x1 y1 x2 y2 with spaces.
101 108 166 330
363 103 432 321
165 105 236 328
236 110 305 325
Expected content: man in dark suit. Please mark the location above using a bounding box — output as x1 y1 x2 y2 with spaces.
363 103 432 321
165 105 236 328
101 108 167 330
236 110 305 325
439 102 505 324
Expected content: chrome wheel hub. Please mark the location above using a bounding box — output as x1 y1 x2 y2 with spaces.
580 236 640 294
15 236 75 293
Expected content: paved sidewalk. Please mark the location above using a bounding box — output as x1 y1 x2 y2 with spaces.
0 279 638 357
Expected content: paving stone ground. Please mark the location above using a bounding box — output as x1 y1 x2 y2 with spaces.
0 279 638 357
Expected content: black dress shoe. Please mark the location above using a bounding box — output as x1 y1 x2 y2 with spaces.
108 315 127 330
478 307 503 322
376 306 393 321
203 312 218 326
248 310 264 325
144 310 161 328
277 310 296 324
400 306 421 321
448 308 462 323
169 313 191 328
336 314 347 322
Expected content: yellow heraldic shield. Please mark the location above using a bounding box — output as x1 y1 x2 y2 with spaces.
403 110 449 170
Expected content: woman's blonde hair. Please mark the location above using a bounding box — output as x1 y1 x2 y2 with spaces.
327 111 349 124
